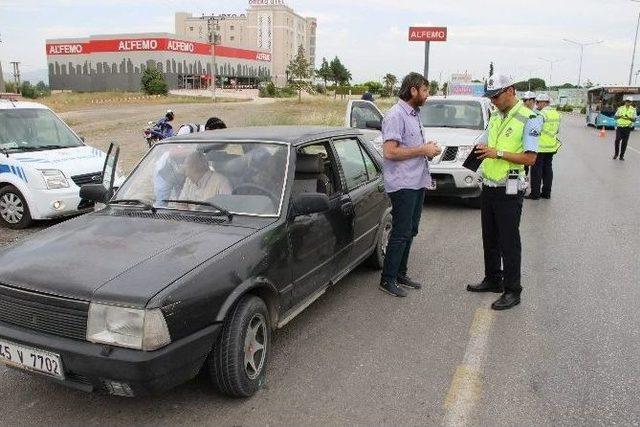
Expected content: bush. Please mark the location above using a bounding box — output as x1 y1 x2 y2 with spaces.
141 68 168 95
557 104 574 112
258 81 296 98
20 82 38 99
363 81 384 94
315 84 326 94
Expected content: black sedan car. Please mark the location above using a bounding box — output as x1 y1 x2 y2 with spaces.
0 126 391 398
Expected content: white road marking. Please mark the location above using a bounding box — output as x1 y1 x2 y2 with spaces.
443 307 495 427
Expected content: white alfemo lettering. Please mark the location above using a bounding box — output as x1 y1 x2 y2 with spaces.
167 40 194 52
411 30 446 40
256 53 271 61
48 44 83 55
118 39 158 51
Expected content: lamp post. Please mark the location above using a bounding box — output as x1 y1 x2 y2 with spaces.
563 39 603 87
629 0 640 85
538 57 562 88
207 16 220 102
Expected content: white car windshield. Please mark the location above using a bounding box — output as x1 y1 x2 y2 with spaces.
420 100 484 130
114 142 288 217
0 108 83 152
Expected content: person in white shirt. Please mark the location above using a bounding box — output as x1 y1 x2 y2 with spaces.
178 151 232 202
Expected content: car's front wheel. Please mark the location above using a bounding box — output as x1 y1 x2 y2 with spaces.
0 185 32 229
207 295 270 397
366 211 392 269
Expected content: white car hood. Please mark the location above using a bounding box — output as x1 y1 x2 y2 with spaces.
422 127 485 147
11 146 106 177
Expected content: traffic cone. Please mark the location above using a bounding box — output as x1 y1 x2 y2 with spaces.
599 126 606 138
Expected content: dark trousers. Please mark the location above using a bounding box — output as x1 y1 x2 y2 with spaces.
481 187 523 294
530 152 555 198
614 127 632 158
381 188 425 282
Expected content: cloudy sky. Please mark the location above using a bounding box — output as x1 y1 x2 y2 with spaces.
1 0 638 86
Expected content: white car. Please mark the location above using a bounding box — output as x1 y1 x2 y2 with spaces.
345 96 492 206
0 99 123 228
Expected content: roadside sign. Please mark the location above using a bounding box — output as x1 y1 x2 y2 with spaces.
408 27 447 42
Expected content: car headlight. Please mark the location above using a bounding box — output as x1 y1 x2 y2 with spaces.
39 169 69 190
86 303 171 351
456 145 474 162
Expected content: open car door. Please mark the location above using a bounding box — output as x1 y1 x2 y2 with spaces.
101 142 120 201
345 100 385 153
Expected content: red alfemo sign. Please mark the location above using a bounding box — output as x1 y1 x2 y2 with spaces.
408 27 447 42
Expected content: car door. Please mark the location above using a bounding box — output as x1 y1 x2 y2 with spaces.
331 137 386 269
345 100 384 146
287 140 354 304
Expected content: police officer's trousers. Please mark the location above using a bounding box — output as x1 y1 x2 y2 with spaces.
530 152 555 198
614 127 632 158
481 186 524 294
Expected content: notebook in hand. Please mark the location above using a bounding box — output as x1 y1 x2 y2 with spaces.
462 145 484 172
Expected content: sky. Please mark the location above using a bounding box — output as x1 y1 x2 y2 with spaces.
0 0 638 86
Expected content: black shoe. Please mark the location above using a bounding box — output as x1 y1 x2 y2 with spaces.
613 155 618 160
525 195 540 200
541 195 551 199
379 280 408 297
491 292 521 310
620 157 625 161
466 279 503 293
397 275 422 290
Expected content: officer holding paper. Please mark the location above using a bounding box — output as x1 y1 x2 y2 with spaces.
466 75 541 310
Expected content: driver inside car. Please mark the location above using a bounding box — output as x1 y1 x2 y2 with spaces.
178 151 232 204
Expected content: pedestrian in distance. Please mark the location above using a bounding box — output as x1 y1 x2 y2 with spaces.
527 93 560 200
613 96 637 161
467 74 540 310
521 91 540 177
379 72 442 297
205 117 227 130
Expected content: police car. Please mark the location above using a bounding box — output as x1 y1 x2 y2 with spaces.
0 99 122 229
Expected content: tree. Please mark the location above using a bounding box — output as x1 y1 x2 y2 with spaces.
141 67 168 95
429 80 439 95
329 57 351 86
382 73 398 97
442 82 449 96
287 44 311 102
363 80 384 94
514 78 546 91
489 62 494 78
316 57 332 88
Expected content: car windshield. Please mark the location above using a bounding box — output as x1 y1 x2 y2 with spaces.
420 100 485 130
114 142 289 217
0 108 83 152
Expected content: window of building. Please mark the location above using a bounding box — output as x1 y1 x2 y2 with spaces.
230 36 235 41
189 26 194 31
230 25 234 30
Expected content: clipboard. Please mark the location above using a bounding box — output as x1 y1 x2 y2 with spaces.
462 145 483 172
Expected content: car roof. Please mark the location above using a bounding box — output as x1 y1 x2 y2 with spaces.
428 95 489 103
167 126 364 146
0 99 50 110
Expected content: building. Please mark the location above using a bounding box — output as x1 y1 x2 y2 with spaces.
46 33 271 92
176 1 317 86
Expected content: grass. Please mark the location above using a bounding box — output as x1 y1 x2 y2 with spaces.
246 96 397 127
39 91 248 113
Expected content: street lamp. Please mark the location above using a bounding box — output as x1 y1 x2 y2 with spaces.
629 0 640 85
563 39 603 87
538 57 562 88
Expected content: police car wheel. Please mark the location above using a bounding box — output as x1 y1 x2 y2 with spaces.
0 185 32 229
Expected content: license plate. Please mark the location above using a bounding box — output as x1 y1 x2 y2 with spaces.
427 180 437 191
0 339 64 379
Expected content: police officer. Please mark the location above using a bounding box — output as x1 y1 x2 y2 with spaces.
613 96 637 161
522 91 537 110
466 75 540 310
528 93 560 199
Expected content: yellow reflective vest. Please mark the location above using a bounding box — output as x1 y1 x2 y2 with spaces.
615 105 637 128
482 100 536 183
538 107 561 153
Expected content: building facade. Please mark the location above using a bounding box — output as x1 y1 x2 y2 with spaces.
46 33 271 92
176 1 316 86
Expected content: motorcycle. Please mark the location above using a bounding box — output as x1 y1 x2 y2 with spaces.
143 113 175 148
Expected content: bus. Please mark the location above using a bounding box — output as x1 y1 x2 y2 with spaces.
586 86 640 129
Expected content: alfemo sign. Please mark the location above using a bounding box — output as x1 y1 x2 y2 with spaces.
118 39 159 51
48 44 83 55
408 27 448 42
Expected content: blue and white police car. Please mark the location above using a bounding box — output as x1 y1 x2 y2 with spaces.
0 99 121 229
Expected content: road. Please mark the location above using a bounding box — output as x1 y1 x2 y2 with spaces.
0 115 639 425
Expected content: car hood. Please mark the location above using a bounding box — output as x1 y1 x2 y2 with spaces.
0 211 257 306
422 127 485 147
12 146 106 177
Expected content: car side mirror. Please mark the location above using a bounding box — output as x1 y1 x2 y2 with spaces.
79 184 110 204
365 120 382 131
292 193 330 216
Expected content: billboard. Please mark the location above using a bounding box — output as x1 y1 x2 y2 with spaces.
408 27 447 42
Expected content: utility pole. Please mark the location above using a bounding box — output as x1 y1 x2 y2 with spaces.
207 15 220 102
10 61 20 93
563 39 603 87
0 33 4 92
538 57 562 88
630 0 640 85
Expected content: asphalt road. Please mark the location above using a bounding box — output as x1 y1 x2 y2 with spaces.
0 115 639 426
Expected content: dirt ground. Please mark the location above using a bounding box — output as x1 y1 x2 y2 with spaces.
0 95 393 246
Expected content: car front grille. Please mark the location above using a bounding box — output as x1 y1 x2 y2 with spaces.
440 146 458 162
0 284 89 341
71 172 102 187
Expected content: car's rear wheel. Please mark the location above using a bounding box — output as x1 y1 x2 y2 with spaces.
366 211 392 269
0 185 32 229
207 295 270 397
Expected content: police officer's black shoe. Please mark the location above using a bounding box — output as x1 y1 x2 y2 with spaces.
620 157 625 161
379 280 408 297
525 195 540 200
541 195 551 199
491 292 521 310
613 155 618 160
397 275 422 290
466 279 503 293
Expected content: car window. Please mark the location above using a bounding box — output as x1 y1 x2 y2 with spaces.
0 108 82 152
333 138 369 191
361 145 380 181
420 100 484 130
297 142 340 197
350 102 382 129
